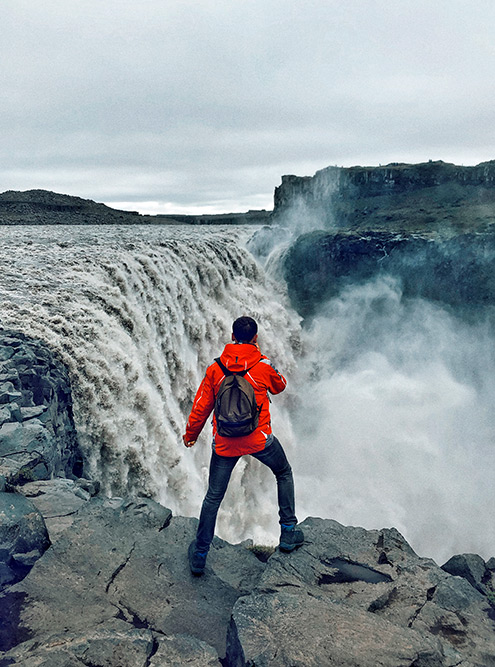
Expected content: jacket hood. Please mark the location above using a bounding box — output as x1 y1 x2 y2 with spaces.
219 342 262 372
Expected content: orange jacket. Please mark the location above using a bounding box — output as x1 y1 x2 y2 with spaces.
185 342 287 456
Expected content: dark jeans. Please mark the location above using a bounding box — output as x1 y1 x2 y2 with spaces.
195 436 297 553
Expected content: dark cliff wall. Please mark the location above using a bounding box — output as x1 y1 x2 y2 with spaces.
284 230 495 317
267 160 495 316
273 160 495 233
0 330 83 484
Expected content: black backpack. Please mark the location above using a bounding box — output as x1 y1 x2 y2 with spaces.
214 358 261 437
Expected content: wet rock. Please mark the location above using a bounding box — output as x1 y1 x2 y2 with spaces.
283 229 495 317
228 590 444 667
149 633 220 666
1 507 495 666
0 496 263 664
17 478 93 541
227 517 495 666
0 330 83 484
2 618 157 666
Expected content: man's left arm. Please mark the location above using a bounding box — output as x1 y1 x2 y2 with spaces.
261 357 287 395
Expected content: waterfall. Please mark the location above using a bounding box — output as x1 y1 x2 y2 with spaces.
2 223 495 562
0 225 301 547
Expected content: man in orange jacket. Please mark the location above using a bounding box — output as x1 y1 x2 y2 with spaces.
183 316 303 575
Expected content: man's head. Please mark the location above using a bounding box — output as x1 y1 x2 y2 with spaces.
232 316 258 344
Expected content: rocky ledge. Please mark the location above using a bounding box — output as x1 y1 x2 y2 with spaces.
2 335 495 666
1 484 495 666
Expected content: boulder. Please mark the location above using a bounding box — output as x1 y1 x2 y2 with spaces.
441 553 492 595
0 491 50 591
17 478 95 542
227 590 444 667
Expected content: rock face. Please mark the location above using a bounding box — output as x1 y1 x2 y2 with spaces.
273 160 495 234
0 330 83 484
283 230 495 316
1 504 495 666
266 161 495 317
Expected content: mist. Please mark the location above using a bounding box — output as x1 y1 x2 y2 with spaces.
289 276 495 563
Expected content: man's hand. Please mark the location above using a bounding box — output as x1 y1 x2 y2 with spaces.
182 434 196 448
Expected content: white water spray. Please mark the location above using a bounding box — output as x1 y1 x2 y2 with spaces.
291 277 495 562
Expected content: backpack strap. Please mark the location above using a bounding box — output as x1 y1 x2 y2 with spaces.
214 357 259 377
215 357 236 376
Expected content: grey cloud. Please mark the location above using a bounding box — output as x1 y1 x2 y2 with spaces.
2 0 495 212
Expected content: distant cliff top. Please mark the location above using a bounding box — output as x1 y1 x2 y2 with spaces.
0 189 140 225
274 160 495 234
0 189 270 226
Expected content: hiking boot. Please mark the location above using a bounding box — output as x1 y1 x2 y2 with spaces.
279 524 304 552
188 540 207 575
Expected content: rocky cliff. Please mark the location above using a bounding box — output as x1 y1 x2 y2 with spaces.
0 330 83 485
1 336 495 666
273 160 495 234
264 161 495 317
283 229 495 316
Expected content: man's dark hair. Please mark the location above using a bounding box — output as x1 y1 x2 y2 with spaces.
232 316 258 343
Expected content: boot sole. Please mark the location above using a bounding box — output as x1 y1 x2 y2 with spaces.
279 541 304 553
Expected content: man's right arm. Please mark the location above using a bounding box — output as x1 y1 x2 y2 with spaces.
183 368 216 445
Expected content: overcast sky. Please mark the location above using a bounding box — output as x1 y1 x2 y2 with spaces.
3 1 495 214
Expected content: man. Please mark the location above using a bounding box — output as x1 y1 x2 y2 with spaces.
183 315 303 575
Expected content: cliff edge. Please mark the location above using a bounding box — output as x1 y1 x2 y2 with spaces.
273 160 495 234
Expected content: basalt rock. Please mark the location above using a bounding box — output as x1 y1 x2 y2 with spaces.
0 330 83 484
1 505 495 666
283 229 495 316
0 496 264 665
441 553 492 596
226 518 495 666
0 490 50 591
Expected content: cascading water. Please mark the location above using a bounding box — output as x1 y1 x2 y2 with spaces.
2 222 495 563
